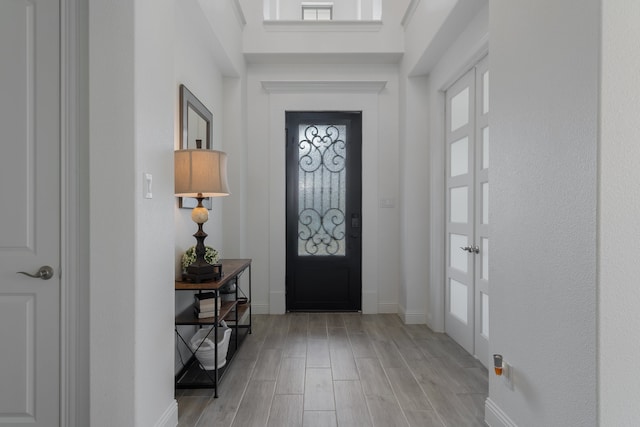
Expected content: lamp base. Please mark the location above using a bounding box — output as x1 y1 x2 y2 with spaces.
182 195 224 283
182 262 222 283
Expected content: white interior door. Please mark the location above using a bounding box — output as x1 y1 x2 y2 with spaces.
0 1 61 426
445 69 476 355
445 57 490 367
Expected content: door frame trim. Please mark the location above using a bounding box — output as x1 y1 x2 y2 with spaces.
261 81 385 314
61 0 85 425
284 111 363 312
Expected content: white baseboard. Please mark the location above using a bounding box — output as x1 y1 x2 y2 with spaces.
377 302 397 313
397 303 426 324
485 398 517 427
154 399 178 427
251 303 270 314
269 291 286 314
362 290 378 314
403 310 426 324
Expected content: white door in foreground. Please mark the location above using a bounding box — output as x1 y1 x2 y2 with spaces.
0 0 61 425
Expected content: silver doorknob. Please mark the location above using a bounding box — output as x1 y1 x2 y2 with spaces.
17 266 54 280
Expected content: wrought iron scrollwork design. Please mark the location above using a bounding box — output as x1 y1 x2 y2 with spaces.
297 124 347 256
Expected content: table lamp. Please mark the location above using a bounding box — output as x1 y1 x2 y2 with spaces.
175 146 230 282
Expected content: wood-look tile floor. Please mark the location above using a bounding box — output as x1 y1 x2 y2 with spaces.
176 313 488 427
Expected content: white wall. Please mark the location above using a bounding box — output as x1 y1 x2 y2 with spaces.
599 1 640 424
402 0 458 74
221 75 248 259
90 0 178 424
133 0 177 424
398 74 429 324
246 63 400 314
196 0 246 77
89 0 137 424
487 1 599 425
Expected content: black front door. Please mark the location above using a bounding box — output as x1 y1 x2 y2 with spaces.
286 112 362 311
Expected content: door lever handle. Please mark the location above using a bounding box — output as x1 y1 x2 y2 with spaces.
351 213 360 228
460 246 480 254
17 266 54 280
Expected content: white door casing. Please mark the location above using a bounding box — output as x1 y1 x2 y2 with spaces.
444 56 489 367
474 56 490 367
0 0 61 426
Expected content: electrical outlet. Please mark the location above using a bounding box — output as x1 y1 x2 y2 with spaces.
379 198 395 208
502 361 514 390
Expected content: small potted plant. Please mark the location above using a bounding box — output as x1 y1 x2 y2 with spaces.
181 246 220 279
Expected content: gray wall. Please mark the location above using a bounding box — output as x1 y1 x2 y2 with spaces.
488 1 598 425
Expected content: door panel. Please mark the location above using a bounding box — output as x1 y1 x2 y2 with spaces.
445 57 490 368
286 112 362 311
0 0 60 425
474 56 490 367
445 69 475 354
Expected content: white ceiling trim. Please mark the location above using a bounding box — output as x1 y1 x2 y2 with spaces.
261 80 387 93
244 52 402 65
263 19 382 32
401 0 421 28
232 0 246 26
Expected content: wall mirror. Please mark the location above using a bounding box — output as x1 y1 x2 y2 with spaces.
179 84 213 209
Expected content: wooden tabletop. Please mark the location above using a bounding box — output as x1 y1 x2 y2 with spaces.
175 258 251 291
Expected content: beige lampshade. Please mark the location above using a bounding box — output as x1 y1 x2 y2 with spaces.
174 149 230 197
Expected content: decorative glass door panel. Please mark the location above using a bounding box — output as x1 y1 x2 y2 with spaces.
286 112 362 311
297 124 347 256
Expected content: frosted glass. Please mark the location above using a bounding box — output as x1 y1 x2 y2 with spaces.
481 238 489 280
482 126 489 169
482 292 489 337
450 87 469 131
482 182 489 225
450 137 468 177
450 186 468 223
483 71 489 114
450 234 468 273
450 279 468 323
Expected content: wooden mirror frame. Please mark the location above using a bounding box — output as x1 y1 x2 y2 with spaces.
179 84 213 209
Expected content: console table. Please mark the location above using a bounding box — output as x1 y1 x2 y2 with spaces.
174 258 252 397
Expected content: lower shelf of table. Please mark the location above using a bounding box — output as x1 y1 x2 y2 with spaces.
175 324 251 389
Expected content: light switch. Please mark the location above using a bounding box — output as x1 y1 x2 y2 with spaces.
379 198 395 208
143 173 153 199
